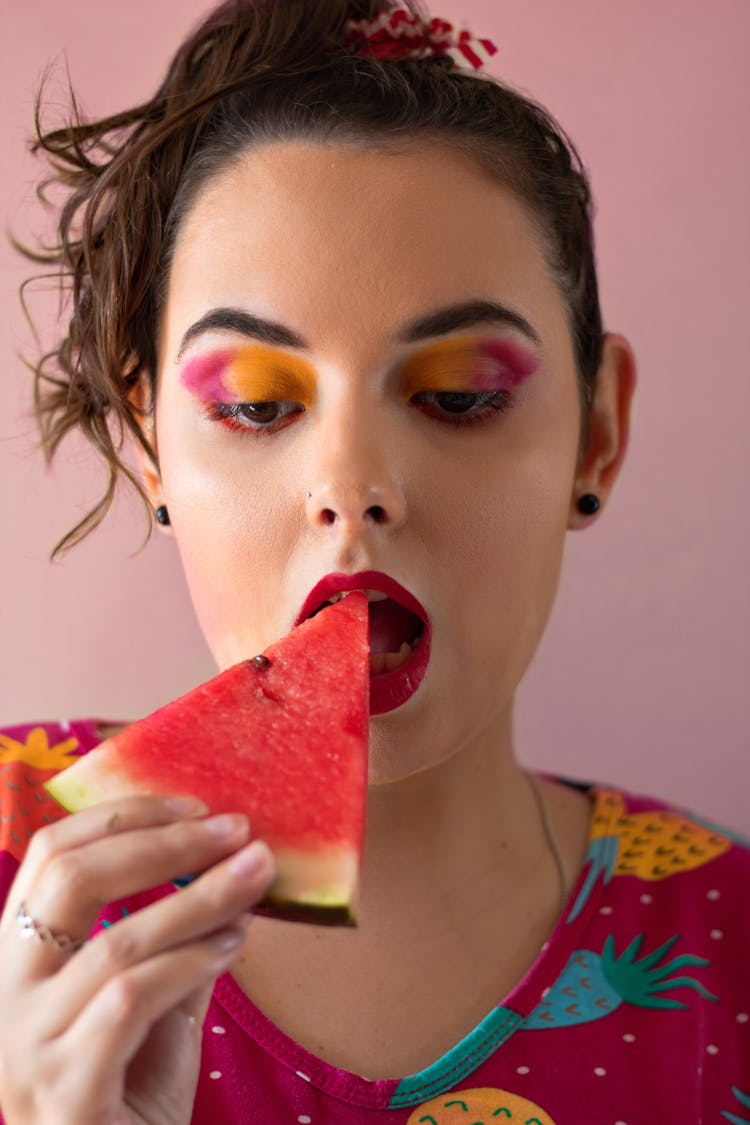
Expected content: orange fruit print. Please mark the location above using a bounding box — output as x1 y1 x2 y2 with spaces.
407 1087 556 1124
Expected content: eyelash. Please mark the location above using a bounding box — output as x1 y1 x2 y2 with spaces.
204 389 515 437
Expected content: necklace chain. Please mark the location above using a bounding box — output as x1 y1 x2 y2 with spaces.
526 771 570 913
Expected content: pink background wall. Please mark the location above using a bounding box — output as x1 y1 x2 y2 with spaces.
1 2 748 833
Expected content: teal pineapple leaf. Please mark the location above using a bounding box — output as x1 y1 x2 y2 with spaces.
722 1086 750 1124
601 933 718 1009
567 833 619 924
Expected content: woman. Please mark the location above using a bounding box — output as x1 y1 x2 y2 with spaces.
1 2 747 1122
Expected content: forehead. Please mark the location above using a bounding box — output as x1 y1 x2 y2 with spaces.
165 140 564 353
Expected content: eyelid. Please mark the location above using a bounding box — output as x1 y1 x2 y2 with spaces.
179 343 317 405
399 334 539 396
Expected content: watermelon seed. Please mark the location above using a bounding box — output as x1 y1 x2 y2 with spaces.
250 655 271 670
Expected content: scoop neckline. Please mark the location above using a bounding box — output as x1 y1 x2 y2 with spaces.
211 777 607 1110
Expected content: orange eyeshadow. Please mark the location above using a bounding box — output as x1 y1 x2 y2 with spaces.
181 344 317 405
401 335 539 395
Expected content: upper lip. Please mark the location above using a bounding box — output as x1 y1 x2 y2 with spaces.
295 570 429 628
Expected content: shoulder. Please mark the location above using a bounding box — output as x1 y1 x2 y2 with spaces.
583 779 750 948
590 780 749 858
565 776 749 936
0 720 104 872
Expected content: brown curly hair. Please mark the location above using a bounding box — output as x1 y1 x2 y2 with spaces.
17 0 603 557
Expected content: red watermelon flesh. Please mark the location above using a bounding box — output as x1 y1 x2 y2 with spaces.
45 593 369 925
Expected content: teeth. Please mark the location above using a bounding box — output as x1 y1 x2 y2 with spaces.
369 641 413 675
328 589 388 605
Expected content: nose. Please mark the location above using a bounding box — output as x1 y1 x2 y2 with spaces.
304 411 408 537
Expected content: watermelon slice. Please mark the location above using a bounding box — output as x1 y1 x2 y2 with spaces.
45 593 369 926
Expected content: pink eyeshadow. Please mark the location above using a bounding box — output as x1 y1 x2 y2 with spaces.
180 348 238 402
472 339 540 390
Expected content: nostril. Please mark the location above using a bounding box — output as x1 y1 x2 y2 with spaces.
318 506 386 526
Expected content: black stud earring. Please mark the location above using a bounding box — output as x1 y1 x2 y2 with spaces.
577 493 600 515
155 505 171 526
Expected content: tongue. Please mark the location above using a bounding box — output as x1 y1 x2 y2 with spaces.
368 600 421 654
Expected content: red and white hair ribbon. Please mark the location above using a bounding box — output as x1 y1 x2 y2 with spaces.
343 9 498 72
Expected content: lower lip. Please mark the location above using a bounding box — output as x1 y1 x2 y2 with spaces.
369 624 431 715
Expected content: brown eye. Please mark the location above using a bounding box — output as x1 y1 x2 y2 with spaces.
410 388 514 427
205 399 304 435
432 392 478 414
237 402 283 424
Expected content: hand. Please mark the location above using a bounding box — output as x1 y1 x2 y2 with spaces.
0 795 275 1125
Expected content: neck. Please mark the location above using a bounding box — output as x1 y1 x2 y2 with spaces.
358 726 542 932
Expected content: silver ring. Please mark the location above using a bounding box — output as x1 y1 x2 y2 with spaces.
15 901 86 953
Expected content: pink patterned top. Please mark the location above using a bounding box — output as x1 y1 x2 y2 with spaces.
1 719 749 1124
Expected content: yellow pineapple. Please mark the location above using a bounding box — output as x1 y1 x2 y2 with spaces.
407 1087 556 1124
568 788 732 923
592 789 730 879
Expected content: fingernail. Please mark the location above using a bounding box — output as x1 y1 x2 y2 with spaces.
211 927 246 954
229 840 273 880
203 813 248 839
166 795 210 816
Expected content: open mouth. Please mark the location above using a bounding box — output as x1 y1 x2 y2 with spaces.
310 591 425 676
300 575 432 715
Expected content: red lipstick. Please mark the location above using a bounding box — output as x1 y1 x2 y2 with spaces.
296 571 431 715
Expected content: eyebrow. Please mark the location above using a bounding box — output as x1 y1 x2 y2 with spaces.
176 298 541 360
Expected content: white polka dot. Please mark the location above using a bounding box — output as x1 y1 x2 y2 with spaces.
737 1013 749 1023
298 1117 312 1124
710 929 723 940
599 905 613 915
516 1066 530 1075
594 1066 607 1076
707 1044 719 1055
211 1025 226 1035
623 1033 636 1043
640 894 653 905
541 987 551 998
706 889 720 900
615 1120 628 1125
296 1071 312 1083
209 1070 222 1079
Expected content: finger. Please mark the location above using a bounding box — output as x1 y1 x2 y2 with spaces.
0 793 209 931
37 841 273 1037
179 978 219 1028
61 920 252 1097
3 811 254 982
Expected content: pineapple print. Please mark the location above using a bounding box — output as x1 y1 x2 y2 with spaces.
568 789 732 922
523 932 716 1030
407 1087 556 1124
723 1087 750 1124
0 728 79 861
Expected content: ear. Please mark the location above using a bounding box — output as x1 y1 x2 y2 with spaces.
129 373 172 535
568 332 637 530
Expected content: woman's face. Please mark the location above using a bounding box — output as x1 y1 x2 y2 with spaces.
154 140 585 783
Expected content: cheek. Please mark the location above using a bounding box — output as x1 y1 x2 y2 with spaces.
438 414 577 655
155 409 295 665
